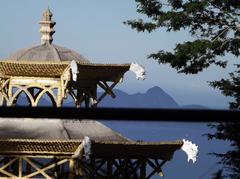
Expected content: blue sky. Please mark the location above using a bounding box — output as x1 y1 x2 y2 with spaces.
0 0 236 108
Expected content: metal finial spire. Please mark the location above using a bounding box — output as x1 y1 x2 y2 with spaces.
39 8 56 44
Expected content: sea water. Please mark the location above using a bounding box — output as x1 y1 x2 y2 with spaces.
101 121 229 179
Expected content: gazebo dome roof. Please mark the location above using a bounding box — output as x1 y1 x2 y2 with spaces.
5 43 90 63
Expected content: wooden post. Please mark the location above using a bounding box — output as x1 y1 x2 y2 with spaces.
107 159 113 177
76 160 85 177
89 86 97 108
75 89 83 108
89 157 96 178
69 159 75 179
85 94 90 108
57 86 63 107
0 93 3 106
140 159 146 179
8 81 12 103
18 157 22 178
7 85 12 106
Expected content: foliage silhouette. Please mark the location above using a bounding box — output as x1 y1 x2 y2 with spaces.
125 0 240 178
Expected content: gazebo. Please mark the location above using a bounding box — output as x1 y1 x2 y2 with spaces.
0 8 145 108
0 9 198 178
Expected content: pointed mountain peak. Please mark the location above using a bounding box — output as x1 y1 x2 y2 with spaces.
146 86 164 94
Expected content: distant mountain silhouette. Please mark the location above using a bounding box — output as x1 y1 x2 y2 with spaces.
99 86 179 108
15 86 207 109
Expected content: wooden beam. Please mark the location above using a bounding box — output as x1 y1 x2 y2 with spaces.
97 81 116 98
155 159 166 177
0 158 17 171
0 158 18 177
72 143 84 159
0 168 16 177
24 157 52 178
97 81 118 105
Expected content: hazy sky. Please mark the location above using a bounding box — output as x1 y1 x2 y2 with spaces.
0 0 236 108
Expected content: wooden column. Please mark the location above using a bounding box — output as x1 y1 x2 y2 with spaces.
89 157 96 178
107 159 113 177
56 86 63 107
69 159 75 179
6 83 12 107
89 85 97 108
140 159 146 179
84 94 90 108
75 89 83 108
0 93 3 106
76 160 85 177
18 157 22 178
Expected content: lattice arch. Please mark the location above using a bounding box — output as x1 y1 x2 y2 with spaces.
0 77 61 107
7 85 58 107
35 89 57 107
11 89 33 106
0 76 100 108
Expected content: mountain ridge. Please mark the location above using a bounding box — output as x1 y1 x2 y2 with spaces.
99 86 207 109
16 86 208 109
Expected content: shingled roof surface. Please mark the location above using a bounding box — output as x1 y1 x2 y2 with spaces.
5 44 90 63
0 119 129 142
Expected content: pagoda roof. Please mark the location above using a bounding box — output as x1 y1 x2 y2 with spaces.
0 118 184 160
0 119 128 142
0 61 130 80
0 138 183 161
0 118 183 160
4 44 90 63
